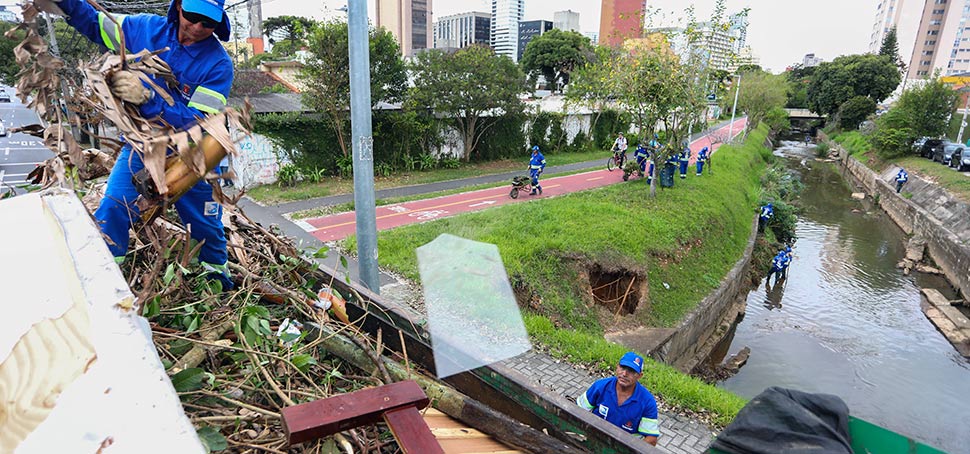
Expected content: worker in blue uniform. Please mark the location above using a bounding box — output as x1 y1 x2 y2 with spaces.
767 248 791 283
678 142 690 179
758 202 774 232
529 145 546 195
577 351 660 446
57 0 235 288
895 168 909 193
696 146 709 176
634 142 650 177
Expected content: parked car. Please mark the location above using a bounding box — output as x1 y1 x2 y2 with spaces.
0 92 10 103
0 119 6 137
918 139 944 159
912 137 929 153
951 148 970 171
934 142 962 165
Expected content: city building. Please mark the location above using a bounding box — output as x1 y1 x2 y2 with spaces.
224 0 264 63
728 46 761 72
377 0 433 56
697 21 736 71
866 0 970 79
553 10 580 33
518 20 553 61
728 12 748 53
491 0 525 61
802 53 823 68
583 31 600 45
433 12 491 50
598 0 646 47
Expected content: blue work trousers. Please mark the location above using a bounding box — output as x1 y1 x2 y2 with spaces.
94 145 227 265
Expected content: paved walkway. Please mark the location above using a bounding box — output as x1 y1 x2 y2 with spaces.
501 351 715 454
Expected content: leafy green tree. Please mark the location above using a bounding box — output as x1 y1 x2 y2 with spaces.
0 23 23 86
264 16 315 57
784 64 815 109
807 54 900 116
871 76 957 157
837 95 877 130
299 21 407 157
764 106 791 137
520 29 594 92
735 70 788 137
408 46 527 161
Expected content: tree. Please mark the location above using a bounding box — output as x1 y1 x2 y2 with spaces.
807 54 901 116
735 70 788 136
0 23 23 86
409 46 527 161
784 64 815 109
299 21 407 157
264 16 315 57
837 95 876 130
879 26 905 70
519 29 594 92
871 76 957 157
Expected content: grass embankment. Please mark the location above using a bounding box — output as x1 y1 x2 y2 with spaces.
831 131 970 202
248 148 608 205
344 125 775 426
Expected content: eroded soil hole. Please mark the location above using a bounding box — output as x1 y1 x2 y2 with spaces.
589 265 642 316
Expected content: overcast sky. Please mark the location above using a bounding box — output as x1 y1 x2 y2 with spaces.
260 0 875 73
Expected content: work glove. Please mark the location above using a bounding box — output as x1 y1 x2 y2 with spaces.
110 70 152 105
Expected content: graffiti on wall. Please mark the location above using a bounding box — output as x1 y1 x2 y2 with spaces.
231 133 288 188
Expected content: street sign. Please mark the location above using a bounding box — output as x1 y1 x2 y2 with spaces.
707 93 717 101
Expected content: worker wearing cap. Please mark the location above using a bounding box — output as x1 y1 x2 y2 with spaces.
577 351 660 445
528 145 546 195
55 0 235 288
696 146 709 176
678 142 691 179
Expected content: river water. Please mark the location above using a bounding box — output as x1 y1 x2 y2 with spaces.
716 141 970 453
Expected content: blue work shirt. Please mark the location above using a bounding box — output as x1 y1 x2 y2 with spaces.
679 149 691 163
529 152 546 170
577 377 660 438
60 0 233 129
896 169 909 183
760 205 774 220
698 148 709 161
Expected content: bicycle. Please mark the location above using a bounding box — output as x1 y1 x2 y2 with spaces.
607 148 627 171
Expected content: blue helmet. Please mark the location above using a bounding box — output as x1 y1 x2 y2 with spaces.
531 145 540 152
785 246 792 253
701 146 709 153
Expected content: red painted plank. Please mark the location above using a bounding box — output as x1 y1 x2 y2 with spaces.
281 380 431 446
384 406 445 454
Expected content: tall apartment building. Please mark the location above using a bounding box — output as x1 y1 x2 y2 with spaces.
867 0 970 79
728 13 748 53
433 12 491 50
698 21 737 71
377 0 433 56
599 0 646 47
518 20 553 61
553 10 581 33
491 0 525 61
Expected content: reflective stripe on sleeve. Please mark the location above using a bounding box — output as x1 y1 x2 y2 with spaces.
576 392 594 411
188 86 227 114
638 417 659 437
98 13 126 51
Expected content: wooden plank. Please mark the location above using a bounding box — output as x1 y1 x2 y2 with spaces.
384 406 444 454
282 380 430 445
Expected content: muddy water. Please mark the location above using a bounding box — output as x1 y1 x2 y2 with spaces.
715 141 970 452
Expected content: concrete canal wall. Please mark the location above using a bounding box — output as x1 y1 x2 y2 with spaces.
835 147 970 302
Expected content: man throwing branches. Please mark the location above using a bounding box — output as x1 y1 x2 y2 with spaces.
54 0 235 288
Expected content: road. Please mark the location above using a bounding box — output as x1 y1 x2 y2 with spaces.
299 118 747 242
0 89 51 196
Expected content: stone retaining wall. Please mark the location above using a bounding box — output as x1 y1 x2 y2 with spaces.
836 147 970 300
651 216 760 372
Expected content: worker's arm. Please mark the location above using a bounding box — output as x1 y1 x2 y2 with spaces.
137 57 233 129
643 435 658 446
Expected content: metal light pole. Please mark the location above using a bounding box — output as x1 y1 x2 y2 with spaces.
348 0 379 293
728 73 742 142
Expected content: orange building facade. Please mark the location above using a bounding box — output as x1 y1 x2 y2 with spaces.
598 0 645 47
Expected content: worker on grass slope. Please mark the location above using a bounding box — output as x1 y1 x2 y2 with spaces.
678 142 691 179
56 0 235 289
634 142 650 177
758 203 774 232
577 351 660 446
529 145 546 195
696 146 709 176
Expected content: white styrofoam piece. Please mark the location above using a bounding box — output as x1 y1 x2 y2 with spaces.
1 189 205 454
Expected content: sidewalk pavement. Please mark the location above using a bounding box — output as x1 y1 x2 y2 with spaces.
236 120 741 453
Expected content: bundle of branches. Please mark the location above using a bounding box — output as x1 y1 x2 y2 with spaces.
9 2 415 453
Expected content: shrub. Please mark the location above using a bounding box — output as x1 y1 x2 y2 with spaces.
528 111 552 151
276 163 302 187
548 113 568 151
838 96 877 130
591 109 630 149
571 130 590 150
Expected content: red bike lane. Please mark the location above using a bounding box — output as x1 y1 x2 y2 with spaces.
301 118 747 242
